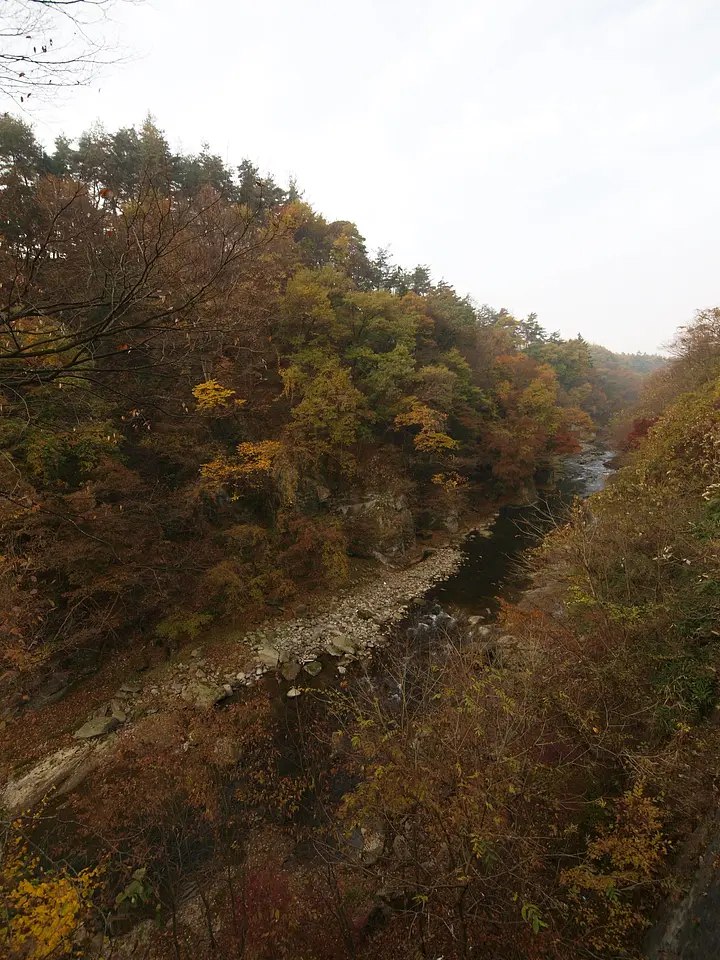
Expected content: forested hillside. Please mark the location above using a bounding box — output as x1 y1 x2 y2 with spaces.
313 309 720 957
1 112 691 960
0 113 659 692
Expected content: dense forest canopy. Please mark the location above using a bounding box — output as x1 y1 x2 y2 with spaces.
0 0 717 955
0 111 664 683
9 110 712 960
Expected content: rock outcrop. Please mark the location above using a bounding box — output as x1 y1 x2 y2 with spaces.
3 738 116 815
336 492 415 560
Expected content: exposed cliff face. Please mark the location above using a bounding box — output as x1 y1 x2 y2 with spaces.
336 492 416 561
644 808 720 960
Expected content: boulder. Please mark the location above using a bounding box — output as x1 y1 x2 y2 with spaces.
120 680 143 694
181 682 228 711
361 821 386 865
442 511 460 534
303 660 323 677
2 739 117 815
281 661 301 682
337 492 415 560
514 480 538 506
101 920 156 959
393 834 412 862
74 716 121 739
109 700 127 723
326 634 356 655
256 645 281 667
213 737 241 767
286 687 302 698
517 582 566 618
26 671 71 710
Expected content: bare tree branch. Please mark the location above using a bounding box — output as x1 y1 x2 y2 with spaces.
0 0 137 102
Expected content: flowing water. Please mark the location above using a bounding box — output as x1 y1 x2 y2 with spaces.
425 444 614 618
249 446 614 729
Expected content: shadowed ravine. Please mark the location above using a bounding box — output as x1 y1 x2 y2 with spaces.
426 444 614 618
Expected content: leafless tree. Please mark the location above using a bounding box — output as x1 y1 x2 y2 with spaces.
0 0 134 102
0 173 280 392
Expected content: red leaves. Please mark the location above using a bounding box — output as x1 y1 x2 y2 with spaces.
624 416 659 450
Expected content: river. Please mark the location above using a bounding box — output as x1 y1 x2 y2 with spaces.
425 444 614 619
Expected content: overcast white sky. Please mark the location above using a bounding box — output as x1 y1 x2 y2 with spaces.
14 0 720 353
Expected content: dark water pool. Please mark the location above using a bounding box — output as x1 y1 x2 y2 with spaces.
426 446 614 617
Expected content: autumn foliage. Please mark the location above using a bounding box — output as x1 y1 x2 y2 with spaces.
0 113 676 960
0 112 661 692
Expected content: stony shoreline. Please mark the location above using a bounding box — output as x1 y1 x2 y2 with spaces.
243 540 468 666
2 515 497 814
167 524 492 707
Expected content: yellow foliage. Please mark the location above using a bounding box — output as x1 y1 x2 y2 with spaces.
431 471 468 491
413 430 459 454
236 440 282 473
1 816 99 959
394 403 459 455
394 402 445 434
192 379 246 413
200 440 282 493
561 781 666 954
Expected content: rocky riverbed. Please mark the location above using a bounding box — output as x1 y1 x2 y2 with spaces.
3 446 615 815
1 525 488 815
239 539 468 670
151 531 474 709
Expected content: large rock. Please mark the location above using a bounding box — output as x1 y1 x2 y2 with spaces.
360 821 387 865
26 671 71 710
644 808 720 960
99 920 156 960
281 661 301 682
213 737 242 767
325 634 356 655
356 608 380 623
336 492 415 560
74 716 120 739
514 480 538 505
393 834 412 862
517 582 566 618
256 645 281 667
442 510 460 534
3 739 116 815
181 682 228 710
109 700 127 722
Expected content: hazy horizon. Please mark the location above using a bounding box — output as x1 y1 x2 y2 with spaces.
9 0 720 355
